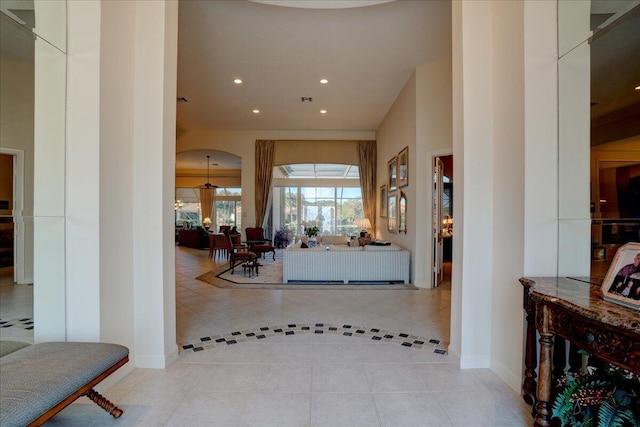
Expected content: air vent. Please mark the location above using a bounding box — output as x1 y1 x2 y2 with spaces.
301 97 313 103
177 97 189 103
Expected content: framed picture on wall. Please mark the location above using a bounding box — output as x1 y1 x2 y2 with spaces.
601 242 640 310
399 191 407 234
398 147 408 188
388 156 397 191
380 184 388 218
387 193 397 233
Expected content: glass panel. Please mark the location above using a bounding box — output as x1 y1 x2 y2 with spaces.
279 163 360 179
215 200 241 230
273 186 363 236
557 1 640 277
0 0 66 54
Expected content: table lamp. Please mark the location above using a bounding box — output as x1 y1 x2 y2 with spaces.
356 218 371 238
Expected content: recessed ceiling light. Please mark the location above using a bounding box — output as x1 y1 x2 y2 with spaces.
252 109 260 114
635 85 640 90
320 79 328 84
234 79 243 84
320 109 327 114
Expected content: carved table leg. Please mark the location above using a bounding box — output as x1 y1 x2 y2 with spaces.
523 289 537 408
535 305 553 427
84 388 123 418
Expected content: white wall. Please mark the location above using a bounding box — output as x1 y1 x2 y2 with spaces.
66 0 101 342
376 72 416 243
415 57 453 288
489 0 526 390
98 0 136 354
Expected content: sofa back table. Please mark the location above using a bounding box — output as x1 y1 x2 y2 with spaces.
519 277 640 427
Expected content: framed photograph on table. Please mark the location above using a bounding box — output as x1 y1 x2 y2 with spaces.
601 242 640 310
398 147 408 188
387 193 397 233
388 156 397 191
380 184 388 218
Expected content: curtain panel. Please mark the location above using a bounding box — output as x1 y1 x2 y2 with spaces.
199 187 214 225
255 140 275 227
357 140 377 235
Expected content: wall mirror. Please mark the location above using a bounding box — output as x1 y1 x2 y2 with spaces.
557 1 640 277
0 1 67 341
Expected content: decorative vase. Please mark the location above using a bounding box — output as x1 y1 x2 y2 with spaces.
308 236 317 248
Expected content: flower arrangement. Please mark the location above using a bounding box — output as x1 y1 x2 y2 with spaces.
552 357 640 427
304 225 319 237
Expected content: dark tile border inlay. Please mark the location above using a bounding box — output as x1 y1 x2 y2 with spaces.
0 318 35 329
180 323 448 355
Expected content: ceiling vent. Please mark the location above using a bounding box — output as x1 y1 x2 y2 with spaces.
301 97 313 103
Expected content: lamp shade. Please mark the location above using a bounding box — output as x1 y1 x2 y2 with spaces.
356 218 371 230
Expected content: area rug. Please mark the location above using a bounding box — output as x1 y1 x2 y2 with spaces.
196 253 417 290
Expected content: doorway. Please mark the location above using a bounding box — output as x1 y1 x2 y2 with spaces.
0 150 28 286
433 154 453 287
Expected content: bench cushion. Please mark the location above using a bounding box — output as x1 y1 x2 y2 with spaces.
0 342 128 426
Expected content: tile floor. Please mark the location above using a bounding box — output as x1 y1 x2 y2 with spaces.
0 247 532 426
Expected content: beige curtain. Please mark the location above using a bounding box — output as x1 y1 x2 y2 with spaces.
357 140 377 235
255 139 275 227
199 187 214 225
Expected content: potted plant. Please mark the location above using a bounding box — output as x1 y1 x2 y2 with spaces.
304 226 319 247
552 356 640 427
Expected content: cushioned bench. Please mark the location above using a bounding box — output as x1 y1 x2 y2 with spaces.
0 342 129 427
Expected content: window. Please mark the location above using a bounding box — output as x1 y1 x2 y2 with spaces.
272 164 363 236
174 187 241 230
215 187 241 231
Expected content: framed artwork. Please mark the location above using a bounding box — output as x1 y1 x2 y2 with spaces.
398 146 408 188
388 156 397 191
601 242 640 310
399 191 406 234
387 193 397 233
380 184 388 218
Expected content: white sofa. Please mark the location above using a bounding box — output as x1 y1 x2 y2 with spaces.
283 241 410 284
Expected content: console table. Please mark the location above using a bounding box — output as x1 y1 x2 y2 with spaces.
519 277 640 427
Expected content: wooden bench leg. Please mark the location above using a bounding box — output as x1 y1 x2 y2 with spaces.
84 388 123 419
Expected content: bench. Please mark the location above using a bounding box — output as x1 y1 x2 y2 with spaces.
0 341 129 426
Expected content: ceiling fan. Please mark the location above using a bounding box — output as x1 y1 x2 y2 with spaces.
201 155 218 189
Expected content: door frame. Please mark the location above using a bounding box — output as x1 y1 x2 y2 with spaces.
430 149 453 288
0 148 26 284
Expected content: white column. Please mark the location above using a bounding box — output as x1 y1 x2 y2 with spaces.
65 0 101 342
132 0 179 368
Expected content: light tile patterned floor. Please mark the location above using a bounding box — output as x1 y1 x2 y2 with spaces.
0 247 532 426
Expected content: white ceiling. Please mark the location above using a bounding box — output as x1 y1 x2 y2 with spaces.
176 0 451 133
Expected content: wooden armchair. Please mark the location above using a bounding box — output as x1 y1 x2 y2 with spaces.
244 227 275 261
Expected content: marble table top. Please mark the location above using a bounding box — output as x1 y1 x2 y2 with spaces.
520 277 640 334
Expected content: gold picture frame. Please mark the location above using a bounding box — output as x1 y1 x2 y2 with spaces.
380 184 388 218
387 193 397 233
399 191 406 234
397 146 408 188
388 156 397 191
